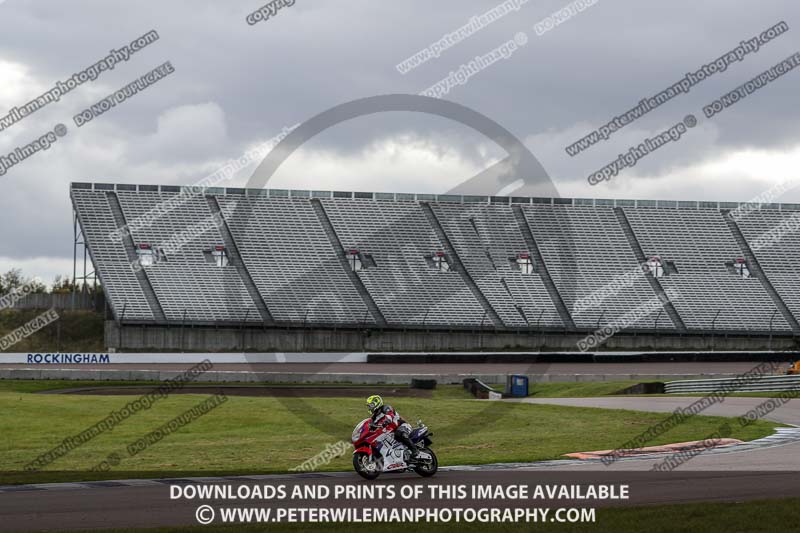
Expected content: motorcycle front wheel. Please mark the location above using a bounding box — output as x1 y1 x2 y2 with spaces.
353 452 382 480
414 447 438 477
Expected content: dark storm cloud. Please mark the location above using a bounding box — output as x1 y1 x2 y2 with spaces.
0 0 798 278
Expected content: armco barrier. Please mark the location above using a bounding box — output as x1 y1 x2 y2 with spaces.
665 374 800 394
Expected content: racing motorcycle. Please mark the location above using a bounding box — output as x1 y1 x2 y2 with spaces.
351 418 438 480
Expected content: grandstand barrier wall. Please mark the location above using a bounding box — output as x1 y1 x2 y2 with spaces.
367 351 800 364
0 368 740 384
105 321 800 352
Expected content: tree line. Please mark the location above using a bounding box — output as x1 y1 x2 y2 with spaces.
0 269 102 295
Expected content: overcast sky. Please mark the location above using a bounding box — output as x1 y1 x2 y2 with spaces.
1 0 798 283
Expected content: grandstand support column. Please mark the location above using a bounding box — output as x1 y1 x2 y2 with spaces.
654 308 663 330
535 308 545 349
240 308 251 350
721 209 800 335
71 209 97 310
180 308 187 352
612 207 687 333
105 192 167 323
769 309 778 351
510 205 576 331
207 195 275 326
419 202 505 328
596 309 605 329
72 209 79 310
711 309 721 351
118 302 127 350
308 198 388 328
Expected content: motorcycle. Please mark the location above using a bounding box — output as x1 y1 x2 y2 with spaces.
351 418 438 480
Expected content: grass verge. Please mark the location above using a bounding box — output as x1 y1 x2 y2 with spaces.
0 309 105 352
525 381 644 397
0 382 779 484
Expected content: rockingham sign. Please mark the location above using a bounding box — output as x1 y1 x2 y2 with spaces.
26 353 111 364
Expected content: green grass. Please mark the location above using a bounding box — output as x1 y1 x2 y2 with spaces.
0 380 152 393
0 309 104 352
0 383 779 485
68 498 800 533
4 378 796 399
7 378 798 400
527 380 645 397
0 380 474 399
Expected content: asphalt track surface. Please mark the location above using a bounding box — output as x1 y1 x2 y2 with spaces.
2 397 800 531
0 361 775 374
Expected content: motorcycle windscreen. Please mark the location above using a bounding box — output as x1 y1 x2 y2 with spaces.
352 419 370 443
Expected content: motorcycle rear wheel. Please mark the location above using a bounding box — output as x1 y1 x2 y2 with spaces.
353 452 382 480
414 447 438 477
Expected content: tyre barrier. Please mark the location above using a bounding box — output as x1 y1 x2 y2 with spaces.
410 378 437 390
616 382 666 394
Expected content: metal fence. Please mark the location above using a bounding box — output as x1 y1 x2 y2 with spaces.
10 292 103 311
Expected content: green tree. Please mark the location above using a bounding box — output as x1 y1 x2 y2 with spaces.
0 269 23 292
0 269 46 294
51 275 77 294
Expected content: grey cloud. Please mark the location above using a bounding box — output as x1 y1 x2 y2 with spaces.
0 0 798 278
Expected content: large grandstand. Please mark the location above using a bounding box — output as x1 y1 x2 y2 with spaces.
70 182 800 352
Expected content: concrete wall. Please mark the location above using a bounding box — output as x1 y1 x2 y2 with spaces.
0 367 736 385
106 321 800 352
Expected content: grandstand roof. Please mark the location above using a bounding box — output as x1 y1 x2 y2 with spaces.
70 182 800 211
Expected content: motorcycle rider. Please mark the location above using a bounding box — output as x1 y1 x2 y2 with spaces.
366 395 419 460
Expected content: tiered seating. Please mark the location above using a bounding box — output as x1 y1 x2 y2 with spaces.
216 196 372 325
624 208 789 331
70 189 155 320
321 199 487 326
72 183 800 333
432 203 562 327
735 210 800 321
116 191 257 322
524 204 671 329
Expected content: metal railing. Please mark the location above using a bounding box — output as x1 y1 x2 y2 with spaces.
665 374 800 394
70 182 800 212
